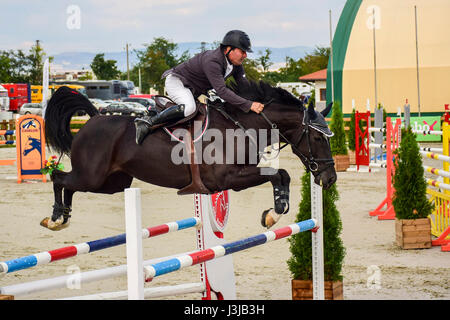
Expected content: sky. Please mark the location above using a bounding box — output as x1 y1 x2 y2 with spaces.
0 0 347 55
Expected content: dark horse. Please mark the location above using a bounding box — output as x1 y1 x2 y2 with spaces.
41 82 337 230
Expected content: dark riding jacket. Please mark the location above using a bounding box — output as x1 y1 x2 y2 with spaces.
162 47 252 113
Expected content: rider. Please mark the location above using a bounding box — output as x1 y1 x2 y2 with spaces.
134 30 265 144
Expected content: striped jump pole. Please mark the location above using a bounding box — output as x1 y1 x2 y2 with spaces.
423 166 450 179
426 179 450 192
420 147 443 153
143 219 318 281
411 129 443 136
420 151 450 163
0 216 201 275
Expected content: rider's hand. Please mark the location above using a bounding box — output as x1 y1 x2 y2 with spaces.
250 102 264 114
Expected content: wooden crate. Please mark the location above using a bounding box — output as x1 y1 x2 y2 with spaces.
292 280 343 300
395 218 432 249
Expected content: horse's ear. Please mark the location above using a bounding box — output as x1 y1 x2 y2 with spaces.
321 102 333 117
307 99 316 119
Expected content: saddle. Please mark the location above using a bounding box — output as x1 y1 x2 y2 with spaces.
151 95 213 195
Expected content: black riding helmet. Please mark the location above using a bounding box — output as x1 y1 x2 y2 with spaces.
221 30 253 53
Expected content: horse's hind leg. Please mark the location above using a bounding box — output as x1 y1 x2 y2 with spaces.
261 169 291 229
40 171 74 231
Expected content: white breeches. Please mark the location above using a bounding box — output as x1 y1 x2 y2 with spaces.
164 74 197 117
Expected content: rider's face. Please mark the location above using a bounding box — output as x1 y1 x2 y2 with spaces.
226 47 247 66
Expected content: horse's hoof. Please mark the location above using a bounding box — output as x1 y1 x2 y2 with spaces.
261 208 282 229
40 217 70 231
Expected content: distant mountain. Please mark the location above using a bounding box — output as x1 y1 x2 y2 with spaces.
51 42 314 72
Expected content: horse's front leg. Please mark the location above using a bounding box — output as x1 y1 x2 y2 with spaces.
224 166 291 229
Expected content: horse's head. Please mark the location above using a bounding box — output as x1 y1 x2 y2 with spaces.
226 80 337 189
291 100 337 189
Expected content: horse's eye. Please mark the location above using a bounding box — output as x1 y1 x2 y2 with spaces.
314 136 324 142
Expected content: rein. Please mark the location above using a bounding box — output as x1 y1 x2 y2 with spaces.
209 99 334 172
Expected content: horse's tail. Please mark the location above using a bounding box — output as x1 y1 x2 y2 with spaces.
45 86 99 155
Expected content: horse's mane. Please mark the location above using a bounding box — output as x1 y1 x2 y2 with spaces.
227 80 304 109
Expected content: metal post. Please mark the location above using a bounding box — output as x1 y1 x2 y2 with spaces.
414 6 421 116
329 10 335 103
372 9 378 109
125 188 144 300
310 173 324 300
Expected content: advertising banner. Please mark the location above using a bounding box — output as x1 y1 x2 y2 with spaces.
16 115 46 183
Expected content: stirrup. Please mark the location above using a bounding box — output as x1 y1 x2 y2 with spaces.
135 121 151 145
134 115 153 126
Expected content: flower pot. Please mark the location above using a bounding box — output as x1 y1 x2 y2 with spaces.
395 218 432 249
291 279 343 300
333 154 350 172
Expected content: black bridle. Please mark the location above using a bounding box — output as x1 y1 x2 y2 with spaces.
208 98 335 173
259 111 335 172
259 100 335 173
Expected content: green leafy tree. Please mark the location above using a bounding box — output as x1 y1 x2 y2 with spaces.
329 100 348 155
134 37 190 94
392 127 433 219
90 53 121 80
299 46 330 75
0 42 52 84
288 170 345 281
240 58 261 82
257 48 273 74
278 57 304 82
28 42 48 84
78 71 94 80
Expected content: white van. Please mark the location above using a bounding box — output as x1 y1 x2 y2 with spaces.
0 85 9 112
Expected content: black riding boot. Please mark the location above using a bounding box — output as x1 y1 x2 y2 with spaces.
134 104 185 145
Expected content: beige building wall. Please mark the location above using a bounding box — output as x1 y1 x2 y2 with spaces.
341 0 450 114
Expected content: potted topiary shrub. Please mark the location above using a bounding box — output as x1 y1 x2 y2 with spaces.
329 100 349 171
392 126 433 249
288 170 346 300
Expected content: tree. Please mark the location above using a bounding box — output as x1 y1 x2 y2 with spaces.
329 100 348 156
28 41 47 84
299 46 330 75
90 53 121 80
257 48 273 74
277 57 304 82
78 71 94 81
288 170 345 281
134 37 190 94
0 42 52 84
392 127 433 219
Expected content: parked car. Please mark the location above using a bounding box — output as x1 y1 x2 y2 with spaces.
89 98 109 111
99 102 148 116
122 97 156 110
19 103 43 115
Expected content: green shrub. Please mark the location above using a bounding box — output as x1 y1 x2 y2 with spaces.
347 108 356 151
392 127 433 219
287 170 345 281
329 100 348 156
